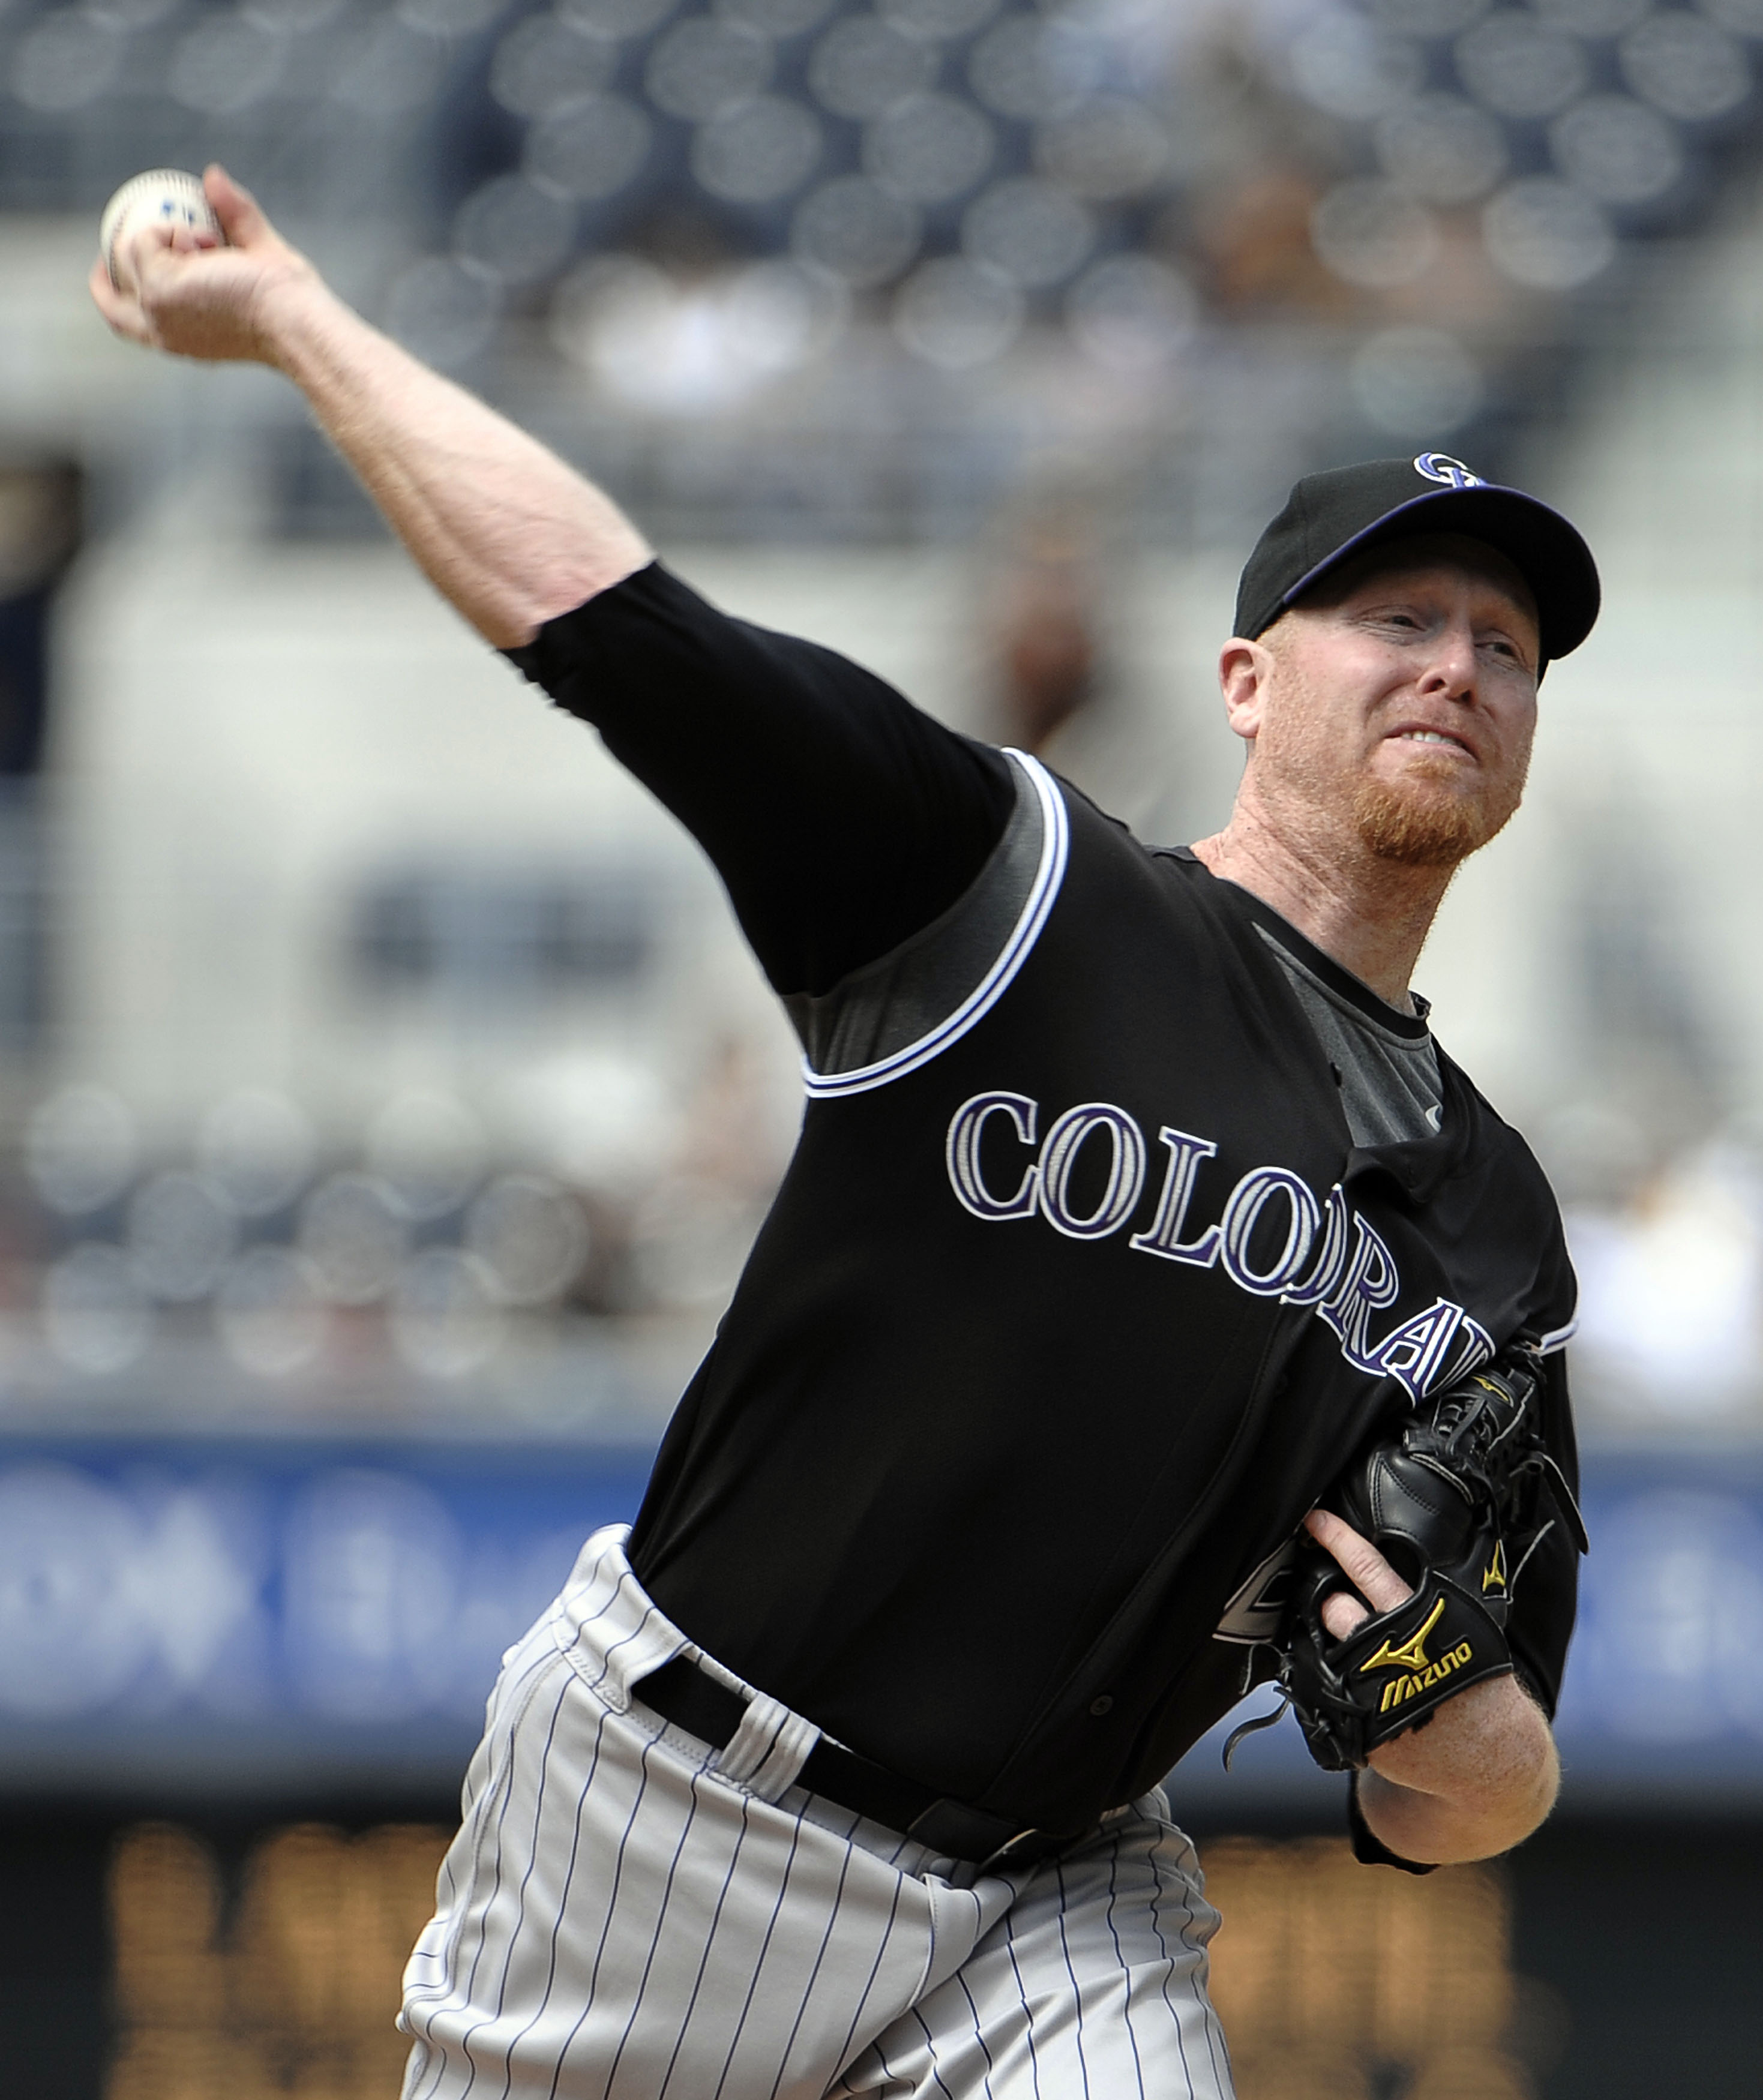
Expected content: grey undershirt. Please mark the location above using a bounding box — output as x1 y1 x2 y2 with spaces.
793 758 1443 1147
785 753 1047 1075
1254 928 1443 1148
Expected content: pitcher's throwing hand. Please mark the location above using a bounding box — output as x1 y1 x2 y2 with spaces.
92 164 316 366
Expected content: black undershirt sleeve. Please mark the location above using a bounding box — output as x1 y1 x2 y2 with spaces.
1348 1775 1435 1874
502 562 1015 998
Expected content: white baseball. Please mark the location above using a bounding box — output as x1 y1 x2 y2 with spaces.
100 169 224 291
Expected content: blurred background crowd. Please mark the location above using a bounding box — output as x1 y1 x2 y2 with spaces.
4 0 1763 1435
3 0 1763 2095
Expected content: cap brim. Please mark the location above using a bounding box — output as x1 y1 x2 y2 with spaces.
1281 484 1600 665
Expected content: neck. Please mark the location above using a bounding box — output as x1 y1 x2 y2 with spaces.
1189 795 1455 1009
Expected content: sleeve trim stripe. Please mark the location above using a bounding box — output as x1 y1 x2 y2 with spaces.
800 751 1069 1100
1534 1317 1578 1354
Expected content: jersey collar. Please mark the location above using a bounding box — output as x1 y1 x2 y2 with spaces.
1165 848 1431 1041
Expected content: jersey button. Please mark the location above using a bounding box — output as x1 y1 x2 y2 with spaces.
1089 1695 1113 1717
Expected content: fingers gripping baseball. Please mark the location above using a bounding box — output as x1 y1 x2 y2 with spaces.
1302 1508 1414 1639
90 164 315 365
204 164 275 250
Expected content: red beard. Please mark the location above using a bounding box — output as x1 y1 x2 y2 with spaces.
1351 751 1524 869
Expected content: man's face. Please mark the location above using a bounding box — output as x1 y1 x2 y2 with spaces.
1234 535 1541 870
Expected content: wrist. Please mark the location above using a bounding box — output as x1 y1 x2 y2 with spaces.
1362 1676 1558 1845
253 266 348 376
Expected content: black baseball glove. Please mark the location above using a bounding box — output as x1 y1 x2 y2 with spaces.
1239 1346 1587 1775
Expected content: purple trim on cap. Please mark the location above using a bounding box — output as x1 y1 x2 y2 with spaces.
1276 482 1572 614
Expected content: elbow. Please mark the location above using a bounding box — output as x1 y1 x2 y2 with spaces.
494 554 652 652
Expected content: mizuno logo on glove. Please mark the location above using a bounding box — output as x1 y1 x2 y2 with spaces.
1375 1640 1476 1715
1359 1596 1448 1677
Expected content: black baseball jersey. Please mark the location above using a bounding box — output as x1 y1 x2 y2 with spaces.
508 563 1581 1841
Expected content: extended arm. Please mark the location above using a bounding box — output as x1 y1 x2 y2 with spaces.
89 164 647 646
1304 1507 1560 1864
88 164 1014 998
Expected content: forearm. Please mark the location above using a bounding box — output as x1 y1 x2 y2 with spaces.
1356 1673 1559 1864
260 277 649 647
92 167 650 646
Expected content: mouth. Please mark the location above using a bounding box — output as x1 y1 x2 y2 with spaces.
1387 726 1474 758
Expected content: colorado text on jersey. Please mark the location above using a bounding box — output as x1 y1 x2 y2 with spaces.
945 1088 1505 1402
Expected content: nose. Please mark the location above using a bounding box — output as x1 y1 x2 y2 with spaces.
1415 615 1479 703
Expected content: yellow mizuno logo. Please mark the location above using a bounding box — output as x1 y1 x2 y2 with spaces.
1377 1642 1475 1714
1359 1596 1448 1676
1483 1541 1507 1593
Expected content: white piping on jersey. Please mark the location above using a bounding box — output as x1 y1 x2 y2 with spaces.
1534 1316 1578 1355
802 749 1070 1100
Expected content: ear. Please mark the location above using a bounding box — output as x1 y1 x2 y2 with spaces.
1218 636 1273 745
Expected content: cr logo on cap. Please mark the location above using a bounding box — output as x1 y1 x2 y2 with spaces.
1414 452 1485 489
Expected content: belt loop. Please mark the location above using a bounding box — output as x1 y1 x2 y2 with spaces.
713 1691 820 1802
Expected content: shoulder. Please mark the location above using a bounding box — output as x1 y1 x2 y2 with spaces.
1435 1045 1577 1315
1437 1046 1560 1205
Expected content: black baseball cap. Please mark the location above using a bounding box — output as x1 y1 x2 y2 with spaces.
1234 453 1600 668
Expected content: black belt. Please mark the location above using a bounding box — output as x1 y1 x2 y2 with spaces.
632 1654 1068 1872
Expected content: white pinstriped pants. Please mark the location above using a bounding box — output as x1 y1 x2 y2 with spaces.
399 1526 1235 2100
